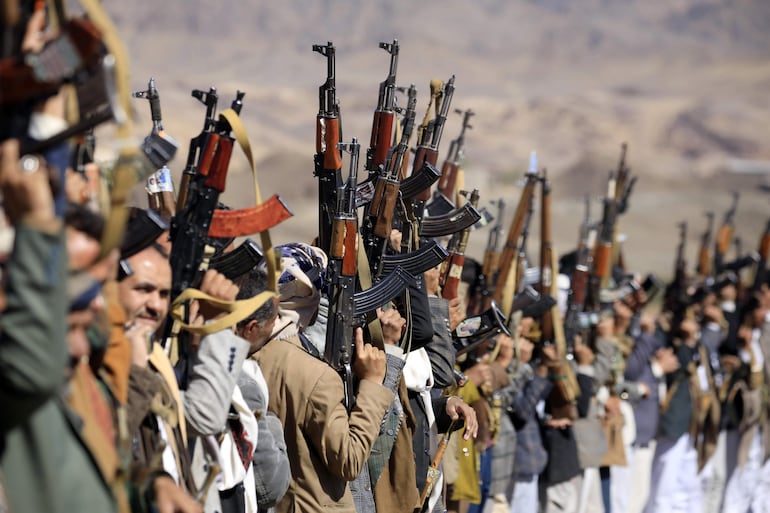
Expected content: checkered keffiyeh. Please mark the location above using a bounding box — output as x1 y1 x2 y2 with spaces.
270 243 328 340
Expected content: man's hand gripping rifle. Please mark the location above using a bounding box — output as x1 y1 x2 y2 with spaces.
325 139 414 412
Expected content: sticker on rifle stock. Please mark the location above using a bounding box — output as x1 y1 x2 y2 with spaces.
355 181 375 208
156 166 174 192
146 174 160 194
448 263 463 279
455 316 481 337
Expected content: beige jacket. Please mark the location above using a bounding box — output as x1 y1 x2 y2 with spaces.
256 335 393 513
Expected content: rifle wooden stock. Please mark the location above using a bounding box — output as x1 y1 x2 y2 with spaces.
331 218 358 276
369 111 394 171
697 247 712 278
570 266 589 307
752 220 770 291
370 178 400 239
716 225 733 258
437 160 459 200
492 175 538 308
317 116 343 171
442 190 480 299
441 253 464 300
203 137 233 192
539 174 552 295
761 233 770 263
593 242 612 282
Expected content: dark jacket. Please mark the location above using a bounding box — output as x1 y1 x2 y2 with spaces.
624 332 663 446
658 341 697 440
509 372 552 477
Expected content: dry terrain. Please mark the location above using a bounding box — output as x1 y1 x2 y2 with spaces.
97 0 769 281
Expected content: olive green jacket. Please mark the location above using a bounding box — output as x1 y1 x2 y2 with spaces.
0 224 116 513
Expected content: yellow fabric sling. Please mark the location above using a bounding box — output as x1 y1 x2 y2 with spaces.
169 108 278 336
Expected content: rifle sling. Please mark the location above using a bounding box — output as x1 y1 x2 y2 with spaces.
218 109 279 294
170 290 276 335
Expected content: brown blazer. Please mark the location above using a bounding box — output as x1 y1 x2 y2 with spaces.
256 335 394 513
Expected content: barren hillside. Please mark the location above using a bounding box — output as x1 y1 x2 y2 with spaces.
104 0 770 279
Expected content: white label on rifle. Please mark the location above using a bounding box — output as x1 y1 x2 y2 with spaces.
455 316 481 337
542 267 551 287
156 166 174 192
146 174 160 194
449 263 463 279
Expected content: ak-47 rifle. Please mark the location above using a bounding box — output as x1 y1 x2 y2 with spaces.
697 211 715 278
312 41 343 256
435 108 474 206
409 76 455 220
664 221 688 315
167 90 244 302
440 189 480 299
492 152 539 317
365 39 399 180
162 89 292 361
563 196 595 350
325 139 415 411
362 80 416 278
714 192 739 274
611 143 637 269
324 139 361 412
590 172 619 306
176 87 219 211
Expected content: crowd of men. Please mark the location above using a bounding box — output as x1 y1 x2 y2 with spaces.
2 2 770 513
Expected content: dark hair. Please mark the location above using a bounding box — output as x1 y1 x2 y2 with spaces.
234 264 275 329
65 203 105 240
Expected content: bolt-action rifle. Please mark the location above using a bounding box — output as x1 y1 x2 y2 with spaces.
492 152 539 317
538 170 579 418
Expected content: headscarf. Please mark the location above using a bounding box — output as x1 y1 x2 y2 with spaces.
269 242 327 341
